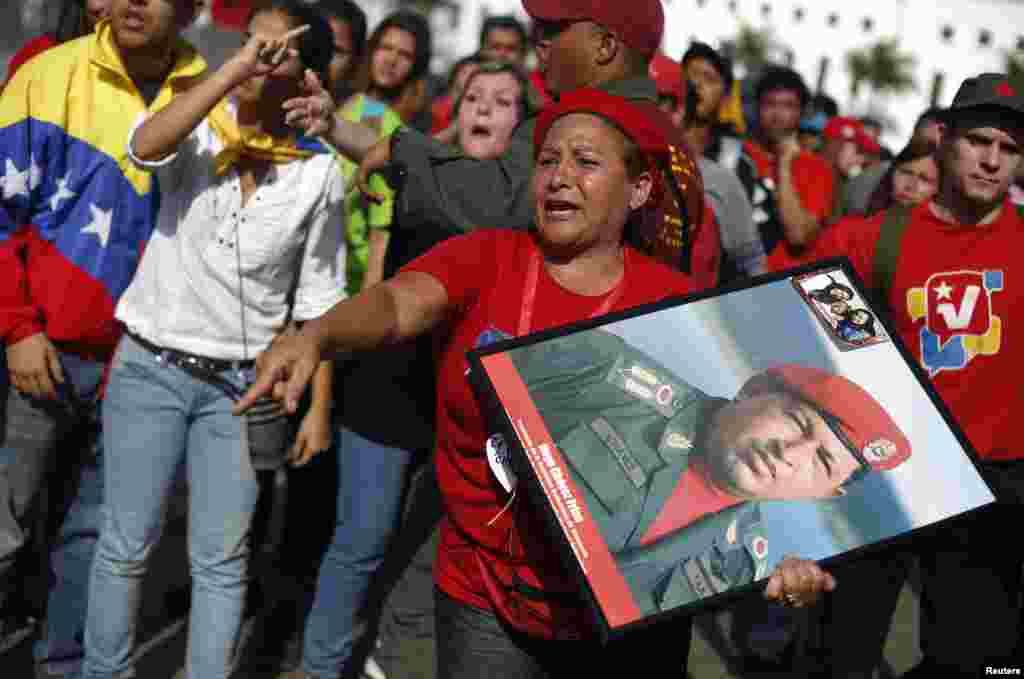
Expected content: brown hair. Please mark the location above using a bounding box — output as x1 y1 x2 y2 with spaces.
865 139 938 215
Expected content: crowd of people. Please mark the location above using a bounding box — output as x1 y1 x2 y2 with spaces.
1 1 1022 678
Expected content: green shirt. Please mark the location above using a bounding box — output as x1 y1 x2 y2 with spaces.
334 94 403 294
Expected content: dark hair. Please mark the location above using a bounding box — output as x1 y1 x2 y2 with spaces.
249 0 334 86
366 11 433 88
859 115 883 131
479 15 528 54
845 308 876 332
809 278 855 303
452 61 538 128
682 42 734 91
865 138 939 214
810 92 839 118
755 65 810 110
317 0 368 63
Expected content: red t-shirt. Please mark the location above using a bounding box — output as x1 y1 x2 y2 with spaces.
403 229 694 639
743 140 835 272
5 34 58 87
817 200 1024 462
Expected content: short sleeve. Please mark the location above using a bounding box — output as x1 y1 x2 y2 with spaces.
401 230 503 313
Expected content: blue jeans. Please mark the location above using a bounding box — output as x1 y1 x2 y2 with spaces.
0 347 104 676
81 336 260 679
300 425 416 679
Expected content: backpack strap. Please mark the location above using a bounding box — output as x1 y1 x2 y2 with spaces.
871 204 913 309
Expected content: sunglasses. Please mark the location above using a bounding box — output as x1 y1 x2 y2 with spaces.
532 19 579 43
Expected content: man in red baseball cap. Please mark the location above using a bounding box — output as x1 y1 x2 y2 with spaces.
821 117 869 185
287 0 722 290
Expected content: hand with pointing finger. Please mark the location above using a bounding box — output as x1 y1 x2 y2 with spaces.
283 69 338 138
233 329 324 416
223 24 310 86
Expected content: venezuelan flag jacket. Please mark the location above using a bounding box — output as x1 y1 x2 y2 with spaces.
0 20 206 358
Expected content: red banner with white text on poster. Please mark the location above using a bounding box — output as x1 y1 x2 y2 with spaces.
480 352 643 629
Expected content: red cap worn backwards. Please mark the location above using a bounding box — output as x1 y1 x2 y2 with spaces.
823 116 882 156
740 364 911 472
533 88 671 158
523 0 665 55
822 116 865 143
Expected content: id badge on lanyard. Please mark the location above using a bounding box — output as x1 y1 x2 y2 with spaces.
484 244 627 504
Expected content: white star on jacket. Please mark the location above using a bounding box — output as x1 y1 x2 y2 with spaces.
49 172 77 212
82 203 113 247
934 281 954 300
1 158 29 199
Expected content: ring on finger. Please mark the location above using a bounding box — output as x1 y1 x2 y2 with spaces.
783 592 800 607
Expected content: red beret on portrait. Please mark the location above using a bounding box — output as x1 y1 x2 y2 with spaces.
523 0 664 55
740 364 912 471
211 0 251 31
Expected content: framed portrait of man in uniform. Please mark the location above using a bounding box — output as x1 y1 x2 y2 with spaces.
468 258 995 642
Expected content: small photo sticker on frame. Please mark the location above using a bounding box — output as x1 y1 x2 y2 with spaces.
793 269 889 351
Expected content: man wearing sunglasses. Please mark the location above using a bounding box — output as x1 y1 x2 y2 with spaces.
290 0 721 290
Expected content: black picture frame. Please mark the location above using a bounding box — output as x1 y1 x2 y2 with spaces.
467 258 995 643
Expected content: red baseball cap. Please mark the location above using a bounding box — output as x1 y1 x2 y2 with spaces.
650 52 683 100
857 130 882 155
523 0 665 55
824 116 882 156
211 0 252 31
822 116 864 143
534 88 670 157
740 364 911 472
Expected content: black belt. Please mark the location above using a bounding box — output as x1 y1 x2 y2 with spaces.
126 331 254 400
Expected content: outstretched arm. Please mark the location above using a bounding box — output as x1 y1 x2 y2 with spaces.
283 70 382 163
234 270 450 414
131 25 309 162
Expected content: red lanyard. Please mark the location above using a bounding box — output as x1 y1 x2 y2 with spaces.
516 244 627 337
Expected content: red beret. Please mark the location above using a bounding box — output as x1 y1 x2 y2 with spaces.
211 0 251 31
740 364 911 472
523 0 664 56
534 89 671 158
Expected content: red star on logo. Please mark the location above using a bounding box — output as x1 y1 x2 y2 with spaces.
997 80 1017 98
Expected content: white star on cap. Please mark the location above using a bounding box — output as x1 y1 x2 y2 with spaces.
1 158 29 199
82 203 113 247
934 280 953 300
49 172 76 212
